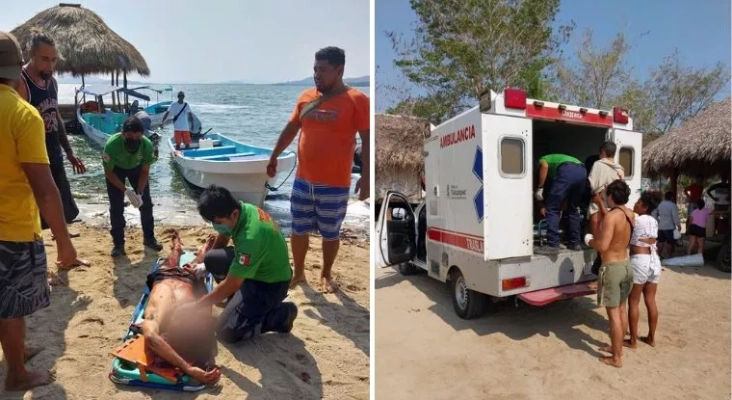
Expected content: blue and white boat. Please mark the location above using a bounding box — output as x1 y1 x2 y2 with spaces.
129 85 175 128
75 85 154 147
168 132 297 206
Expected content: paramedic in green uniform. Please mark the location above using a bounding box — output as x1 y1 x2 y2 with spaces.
103 116 163 256
191 184 298 343
534 153 588 255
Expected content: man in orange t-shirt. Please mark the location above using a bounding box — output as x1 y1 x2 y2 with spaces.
267 46 370 293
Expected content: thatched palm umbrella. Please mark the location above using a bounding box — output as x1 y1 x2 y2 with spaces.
10 3 150 79
643 97 731 191
376 114 431 202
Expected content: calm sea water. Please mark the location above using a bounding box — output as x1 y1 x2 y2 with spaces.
56 83 369 235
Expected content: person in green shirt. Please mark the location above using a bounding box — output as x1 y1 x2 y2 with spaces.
102 116 162 256
534 153 588 255
186 185 298 343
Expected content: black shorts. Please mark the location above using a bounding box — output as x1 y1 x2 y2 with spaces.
688 224 706 238
146 266 196 291
657 230 676 244
0 240 51 319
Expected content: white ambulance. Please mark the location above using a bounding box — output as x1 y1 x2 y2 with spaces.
377 87 643 319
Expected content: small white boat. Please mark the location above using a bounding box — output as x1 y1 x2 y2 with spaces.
168 132 297 206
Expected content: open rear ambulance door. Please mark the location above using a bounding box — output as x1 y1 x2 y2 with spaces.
481 114 534 259
612 129 643 207
378 191 417 267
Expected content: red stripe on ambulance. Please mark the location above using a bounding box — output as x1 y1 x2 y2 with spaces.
427 227 484 254
526 104 613 127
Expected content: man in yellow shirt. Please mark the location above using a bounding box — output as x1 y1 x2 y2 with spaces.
0 31 78 392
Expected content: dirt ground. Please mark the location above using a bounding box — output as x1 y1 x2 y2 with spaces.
375 256 731 400
0 224 370 400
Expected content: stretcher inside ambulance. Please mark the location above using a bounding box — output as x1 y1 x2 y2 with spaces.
378 88 643 319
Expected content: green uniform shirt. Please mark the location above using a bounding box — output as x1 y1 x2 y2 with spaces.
538 154 582 179
228 202 293 283
102 133 155 170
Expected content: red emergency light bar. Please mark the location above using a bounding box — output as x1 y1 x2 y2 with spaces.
613 106 629 124
504 88 527 109
504 88 630 127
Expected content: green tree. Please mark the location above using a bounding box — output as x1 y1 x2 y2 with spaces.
648 49 730 133
547 29 729 148
388 0 573 123
549 29 633 109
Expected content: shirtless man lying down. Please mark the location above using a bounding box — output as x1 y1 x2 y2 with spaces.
139 231 221 385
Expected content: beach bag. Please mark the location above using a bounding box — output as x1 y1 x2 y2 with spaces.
298 85 350 120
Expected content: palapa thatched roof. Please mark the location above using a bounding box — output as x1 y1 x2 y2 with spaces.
376 113 430 175
643 97 731 179
10 3 150 77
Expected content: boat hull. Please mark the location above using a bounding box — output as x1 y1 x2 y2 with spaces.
77 109 113 148
168 133 297 207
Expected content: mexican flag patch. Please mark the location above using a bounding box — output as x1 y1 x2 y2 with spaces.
239 253 251 266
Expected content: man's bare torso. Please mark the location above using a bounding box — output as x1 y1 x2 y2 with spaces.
145 266 197 330
600 206 635 263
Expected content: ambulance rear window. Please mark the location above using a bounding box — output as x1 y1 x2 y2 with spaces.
619 147 634 178
500 137 525 176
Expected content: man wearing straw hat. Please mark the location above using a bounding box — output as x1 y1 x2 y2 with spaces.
16 29 87 237
0 30 78 391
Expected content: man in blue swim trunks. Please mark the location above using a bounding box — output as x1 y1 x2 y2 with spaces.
267 46 370 293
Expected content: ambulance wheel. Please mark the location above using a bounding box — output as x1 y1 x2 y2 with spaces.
717 242 731 273
398 262 419 276
450 269 486 319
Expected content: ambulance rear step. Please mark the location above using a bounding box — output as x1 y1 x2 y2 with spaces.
517 281 596 306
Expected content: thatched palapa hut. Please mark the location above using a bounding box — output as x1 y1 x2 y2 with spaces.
643 97 731 191
10 3 150 80
376 114 431 203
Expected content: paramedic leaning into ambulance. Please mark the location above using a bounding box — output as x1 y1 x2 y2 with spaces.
534 153 588 255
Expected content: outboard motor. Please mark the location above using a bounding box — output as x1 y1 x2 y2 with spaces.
128 100 141 115
134 110 160 155
190 113 204 141
134 111 157 141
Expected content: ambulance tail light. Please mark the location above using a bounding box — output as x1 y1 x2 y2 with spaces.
613 106 629 124
504 88 527 110
502 276 529 291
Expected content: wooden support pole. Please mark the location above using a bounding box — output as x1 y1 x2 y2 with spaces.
670 168 679 200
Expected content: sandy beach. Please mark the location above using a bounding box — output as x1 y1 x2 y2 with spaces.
1 223 370 400
375 256 731 400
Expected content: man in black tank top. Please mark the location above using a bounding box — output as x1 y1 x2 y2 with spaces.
16 32 86 233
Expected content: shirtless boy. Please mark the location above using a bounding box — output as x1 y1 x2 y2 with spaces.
585 180 635 368
139 232 221 385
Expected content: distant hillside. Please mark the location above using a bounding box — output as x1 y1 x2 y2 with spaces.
274 75 370 87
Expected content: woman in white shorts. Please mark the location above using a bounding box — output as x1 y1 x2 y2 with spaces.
626 193 661 348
